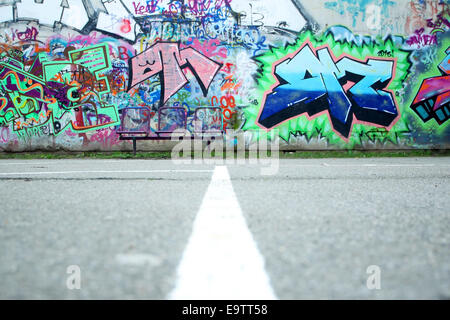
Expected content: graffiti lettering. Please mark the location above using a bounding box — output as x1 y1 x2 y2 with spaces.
13 27 39 42
128 41 222 106
0 44 119 136
406 28 438 48
257 41 398 139
378 50 393 57
212 95 236 130
133 1 160 15
411 47 450 125
426 8 450 33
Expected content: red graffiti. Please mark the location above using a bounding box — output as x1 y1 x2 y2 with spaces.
120 19 132 34
118 46 130 60
212 95 236 130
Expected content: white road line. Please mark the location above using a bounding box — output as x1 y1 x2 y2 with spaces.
0 160 187 166
319 164 438 167
0 161 123 166
0 160 177 165
0 162 56 166
0 170 213 175
168 166 277 300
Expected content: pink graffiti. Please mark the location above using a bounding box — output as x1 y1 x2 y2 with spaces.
89 128 120 148
184 38 228 59
128 42 222 105
0 126 10 143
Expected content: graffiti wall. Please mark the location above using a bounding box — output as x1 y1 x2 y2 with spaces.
0 0 448 151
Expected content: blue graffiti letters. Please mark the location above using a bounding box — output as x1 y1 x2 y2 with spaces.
257 42 398 138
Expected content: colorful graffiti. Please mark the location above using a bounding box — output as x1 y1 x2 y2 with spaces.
410 47 450 125
0 0 448 150
0 44 119 138
127 42 222 106
256 41 398 139
245 30 411 143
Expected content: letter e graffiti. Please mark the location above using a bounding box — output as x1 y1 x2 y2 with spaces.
366 265 381 290
66 265 81 290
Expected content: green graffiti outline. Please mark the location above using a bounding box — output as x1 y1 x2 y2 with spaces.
243 30 412 147
0 43 120 137
405 36 450 137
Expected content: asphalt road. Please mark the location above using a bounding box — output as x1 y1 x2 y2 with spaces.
0 157 449 299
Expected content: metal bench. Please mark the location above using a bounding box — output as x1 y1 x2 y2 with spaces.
117 106 224 155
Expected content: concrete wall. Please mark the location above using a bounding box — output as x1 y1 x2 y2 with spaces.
0 0 448 152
